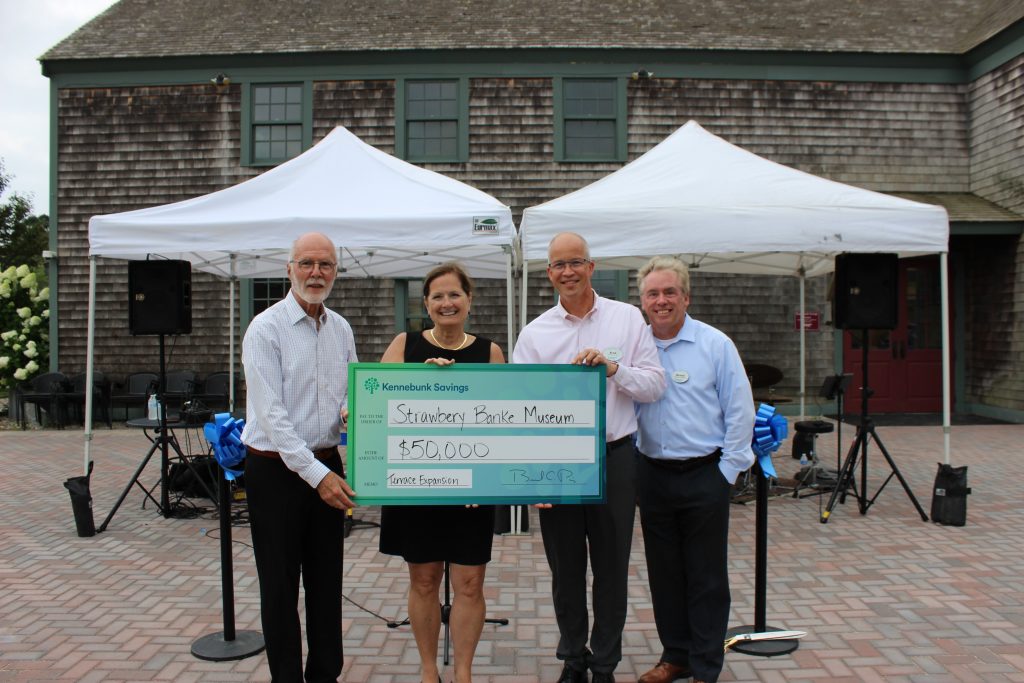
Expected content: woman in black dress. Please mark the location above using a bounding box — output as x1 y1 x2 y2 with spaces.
379 262 505 683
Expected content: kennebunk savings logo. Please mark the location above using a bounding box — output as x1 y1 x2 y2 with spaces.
472 216 499 235
377 380 471 394
363 377 380 395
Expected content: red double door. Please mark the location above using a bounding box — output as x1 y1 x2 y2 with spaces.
842 256 946 414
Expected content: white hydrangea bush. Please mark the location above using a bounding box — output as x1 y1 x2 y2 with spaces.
0 265 49 391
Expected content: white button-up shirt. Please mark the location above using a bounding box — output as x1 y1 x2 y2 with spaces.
241 293 358 487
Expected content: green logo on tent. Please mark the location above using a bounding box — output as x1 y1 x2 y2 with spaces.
472 217 499 235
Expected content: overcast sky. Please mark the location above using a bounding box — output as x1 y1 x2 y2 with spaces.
0 0 118 211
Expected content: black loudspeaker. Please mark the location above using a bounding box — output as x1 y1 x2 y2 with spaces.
128 260 192 335
834 253 898 330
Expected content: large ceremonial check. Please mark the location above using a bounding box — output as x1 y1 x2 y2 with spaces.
347 363 607 505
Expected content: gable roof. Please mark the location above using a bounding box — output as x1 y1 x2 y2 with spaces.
42 0 1024 62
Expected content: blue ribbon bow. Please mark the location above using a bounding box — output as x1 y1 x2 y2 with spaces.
203 413 246 480
751 403 788 478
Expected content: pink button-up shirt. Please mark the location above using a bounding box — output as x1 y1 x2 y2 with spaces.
512 292 665 441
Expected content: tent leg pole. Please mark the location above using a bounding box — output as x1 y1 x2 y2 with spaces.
799 271 806 420
940 252 951 464
229 255 236 414
84 257 98 475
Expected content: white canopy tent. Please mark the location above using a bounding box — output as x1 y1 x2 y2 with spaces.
82 126 515 471
519 121 954 460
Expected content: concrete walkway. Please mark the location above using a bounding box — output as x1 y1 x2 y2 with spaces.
1 424 1022 682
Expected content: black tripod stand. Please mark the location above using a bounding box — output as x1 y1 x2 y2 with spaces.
820 330 929 523
437 560 508 665
98 334 182 531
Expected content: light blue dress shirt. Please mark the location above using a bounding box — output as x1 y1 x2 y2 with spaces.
635 314 756 484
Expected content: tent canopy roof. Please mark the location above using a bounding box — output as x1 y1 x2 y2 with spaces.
88 126 515 280
520 121 949 277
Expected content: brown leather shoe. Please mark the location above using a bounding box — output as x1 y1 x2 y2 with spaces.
638 661 691 683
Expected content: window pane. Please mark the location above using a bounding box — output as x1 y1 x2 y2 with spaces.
906 266 941 350
253 85 304 122
254 141 269 159
253 278 289 315
565 119 616 157
254 125 270 142
409 120 457 158
591 271 621 301
407 80 458 120
565 79 615 117
405 279 427 333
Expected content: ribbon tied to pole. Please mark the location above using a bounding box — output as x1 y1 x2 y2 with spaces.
204 412 246 480
751 403 788 478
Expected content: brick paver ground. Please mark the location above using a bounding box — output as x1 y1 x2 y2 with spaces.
1 423 1022 682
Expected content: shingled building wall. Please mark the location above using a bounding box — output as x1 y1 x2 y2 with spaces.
55 74 972 403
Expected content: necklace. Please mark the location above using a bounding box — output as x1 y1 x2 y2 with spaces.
429 328 469 351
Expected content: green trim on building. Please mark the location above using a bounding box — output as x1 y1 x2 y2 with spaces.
394 279 409 333
41 45 988 87
961 402 1024 424
47 81 59 372
951 251 966 413
240 279 255 334
949 221 1024 236
965 18 1024 80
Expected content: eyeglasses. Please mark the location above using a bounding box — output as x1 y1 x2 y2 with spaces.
290 259 338 273
548 258 591 272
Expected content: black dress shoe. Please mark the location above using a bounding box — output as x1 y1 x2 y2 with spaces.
557 663 588 683
590 672 615 683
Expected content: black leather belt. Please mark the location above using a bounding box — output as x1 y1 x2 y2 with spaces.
607 435 632 450
247 446 338 461
642 449 721 472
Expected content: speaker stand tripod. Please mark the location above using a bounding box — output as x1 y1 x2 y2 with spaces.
820 330 928 524
98 334 179 532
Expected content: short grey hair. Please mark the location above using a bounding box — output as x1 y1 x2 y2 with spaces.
638 256 690 296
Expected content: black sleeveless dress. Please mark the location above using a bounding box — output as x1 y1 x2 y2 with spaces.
377 332 497 565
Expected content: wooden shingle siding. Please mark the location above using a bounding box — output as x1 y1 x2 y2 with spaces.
627 79 969 192
956 234 1023 409
56 84 255 381
965 55 1024 411
969 54 1024 212
48 65 1024 414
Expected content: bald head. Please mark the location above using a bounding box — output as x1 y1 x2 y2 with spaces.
290 232 336 260
547 232 590 263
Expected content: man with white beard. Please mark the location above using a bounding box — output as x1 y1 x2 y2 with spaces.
242 232 359 683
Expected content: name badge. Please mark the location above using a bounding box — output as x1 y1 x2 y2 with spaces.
672 370 689 384
604 347 623 362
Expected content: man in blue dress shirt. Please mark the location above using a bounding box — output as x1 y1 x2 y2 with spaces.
633 256 755 683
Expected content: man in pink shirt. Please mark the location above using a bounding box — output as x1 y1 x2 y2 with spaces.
513 232 665 683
